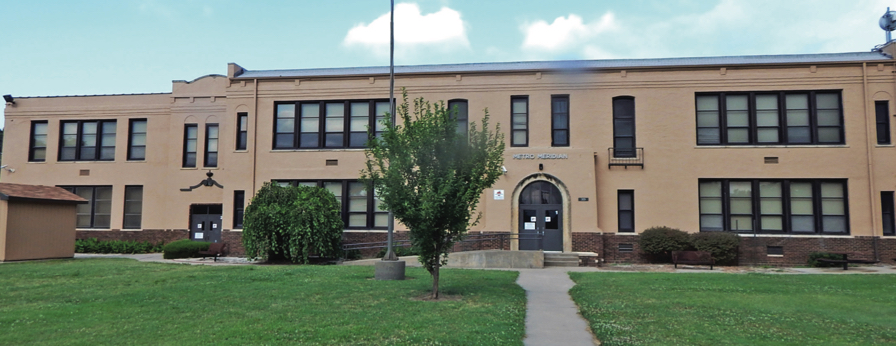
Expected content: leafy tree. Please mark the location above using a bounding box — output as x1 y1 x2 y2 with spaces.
242 182 343 264
362 92 505 298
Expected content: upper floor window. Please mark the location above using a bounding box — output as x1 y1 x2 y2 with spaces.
183 124 198 168
205 124 219 167
236 113 248 150
274 99 389 150
511 96 528 147
875 101 891 145
699 179 848 234
448 99 468 135
29 121 48 162
59 120 116 161
612 96 635 157
696 91 844 145
127 119 147 161
552 96 569 147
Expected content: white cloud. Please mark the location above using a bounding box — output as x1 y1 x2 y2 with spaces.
343 3 470 58
521 13 618 52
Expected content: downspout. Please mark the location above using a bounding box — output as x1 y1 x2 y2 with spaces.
861 62 880 261
251 78 259 196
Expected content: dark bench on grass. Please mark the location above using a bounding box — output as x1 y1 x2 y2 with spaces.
199 242 227 262
672 251 714 270
816 252 879 270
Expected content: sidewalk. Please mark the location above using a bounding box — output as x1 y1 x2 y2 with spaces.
517 267 601 346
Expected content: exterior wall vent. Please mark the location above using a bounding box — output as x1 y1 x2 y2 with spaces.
326 159 338 166
764 157 779 164
767 246 784 256
79 169 90 176
618 243 634 253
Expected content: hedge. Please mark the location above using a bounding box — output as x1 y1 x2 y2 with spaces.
75 238 164 254
162 239 210 259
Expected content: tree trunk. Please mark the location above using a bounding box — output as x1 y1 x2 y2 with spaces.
431 261 440 299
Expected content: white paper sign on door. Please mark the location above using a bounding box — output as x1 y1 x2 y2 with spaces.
545 217 552 222
530 217 537 222
213 224 217 229
524 222 536 230
194 232 204 239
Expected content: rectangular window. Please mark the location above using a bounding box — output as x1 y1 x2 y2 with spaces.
274 179 386 230
875 101 891 145
123 186 143 229
236 113 248 150
448 99 469 135
274 99 389 149
204 124 219 167
612 97 635 157
234 190 245 229
882 191 895 236
127 119 147 161
698 179 848 234
61 186 112 229
29 121 48 162
183 124 198 168
59 120 116 161
618 190 634 233
551 96 569 146
695 91 843 145
511 96 528 147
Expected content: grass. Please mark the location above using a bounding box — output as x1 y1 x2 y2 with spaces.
569 272 896 346
0 259 525 345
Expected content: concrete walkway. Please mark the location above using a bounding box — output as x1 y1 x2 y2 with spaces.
517 267 599 346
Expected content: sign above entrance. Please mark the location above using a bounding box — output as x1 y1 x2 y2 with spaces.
512 153 568 160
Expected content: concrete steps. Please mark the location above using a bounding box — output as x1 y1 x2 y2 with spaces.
544 252 580 267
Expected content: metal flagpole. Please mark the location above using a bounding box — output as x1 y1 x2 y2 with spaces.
384 0 397 261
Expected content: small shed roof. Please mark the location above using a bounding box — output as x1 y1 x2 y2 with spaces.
0 183 87 204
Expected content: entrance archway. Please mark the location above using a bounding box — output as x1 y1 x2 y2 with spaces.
511 174 571 252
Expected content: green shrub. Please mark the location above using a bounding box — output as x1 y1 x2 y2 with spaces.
242 182 344 264
690 232 740 265
376 244 418 258
75 238 164 254
638 226 692 262
808 252 845 267
162 239 210 259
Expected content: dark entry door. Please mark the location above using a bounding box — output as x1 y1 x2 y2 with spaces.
518 181 563 251
190 204 223 243
519 206 562 251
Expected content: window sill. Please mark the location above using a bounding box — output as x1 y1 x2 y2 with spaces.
875 144 895 148
270 148 366 153
202 167 220 170
342 229 391 233
56 160 118 164
695 145 849 149
614 232 639 236
125 160 146 163
75 228 112 231
27 161 47 164
120 229 143 231
766 254 784 257
735 233 853 238
233 150 249 153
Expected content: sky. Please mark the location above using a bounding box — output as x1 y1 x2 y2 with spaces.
1 0 895 128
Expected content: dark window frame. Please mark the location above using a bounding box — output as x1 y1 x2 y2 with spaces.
236 112 248 150
183 124 198 168
698 179 850 235
551 95 569 147
612 96 636 158
448 99 469 136
875 101 891 145
58 120 117 161
233 190 245 229
882 191 895 236
127 119 147 161
204 123 219 168
273 179 387 230
273 99 390 150
695 90 845 146
60 185 113 229
510 96 529 147
123 185 143 229
29 120 48 162
617 190 634 233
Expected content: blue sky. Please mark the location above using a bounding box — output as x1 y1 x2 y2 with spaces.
1 0 894 127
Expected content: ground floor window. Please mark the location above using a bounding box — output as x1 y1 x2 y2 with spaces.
123 186 143 229
233 190 245 229
883 191 894 236
699 179 848 234
61 186 112 229
274 180 387 229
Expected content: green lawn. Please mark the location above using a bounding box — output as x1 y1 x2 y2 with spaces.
0 259 525 345
569 272 896 346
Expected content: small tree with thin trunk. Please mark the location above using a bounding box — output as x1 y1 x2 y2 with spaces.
362 92 505 299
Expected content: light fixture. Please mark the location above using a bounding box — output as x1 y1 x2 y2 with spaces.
538 163 544 171
3 95 13 105
0 165 14 173
501 166 507 174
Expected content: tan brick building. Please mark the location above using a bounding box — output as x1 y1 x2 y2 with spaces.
4 42 896 265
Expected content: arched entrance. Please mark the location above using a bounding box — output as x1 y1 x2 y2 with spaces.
518 181 563 251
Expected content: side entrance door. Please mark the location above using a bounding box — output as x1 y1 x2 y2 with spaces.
190 204 223 243
519 205 562 251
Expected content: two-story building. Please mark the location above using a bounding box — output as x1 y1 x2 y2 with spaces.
4 42 896 265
